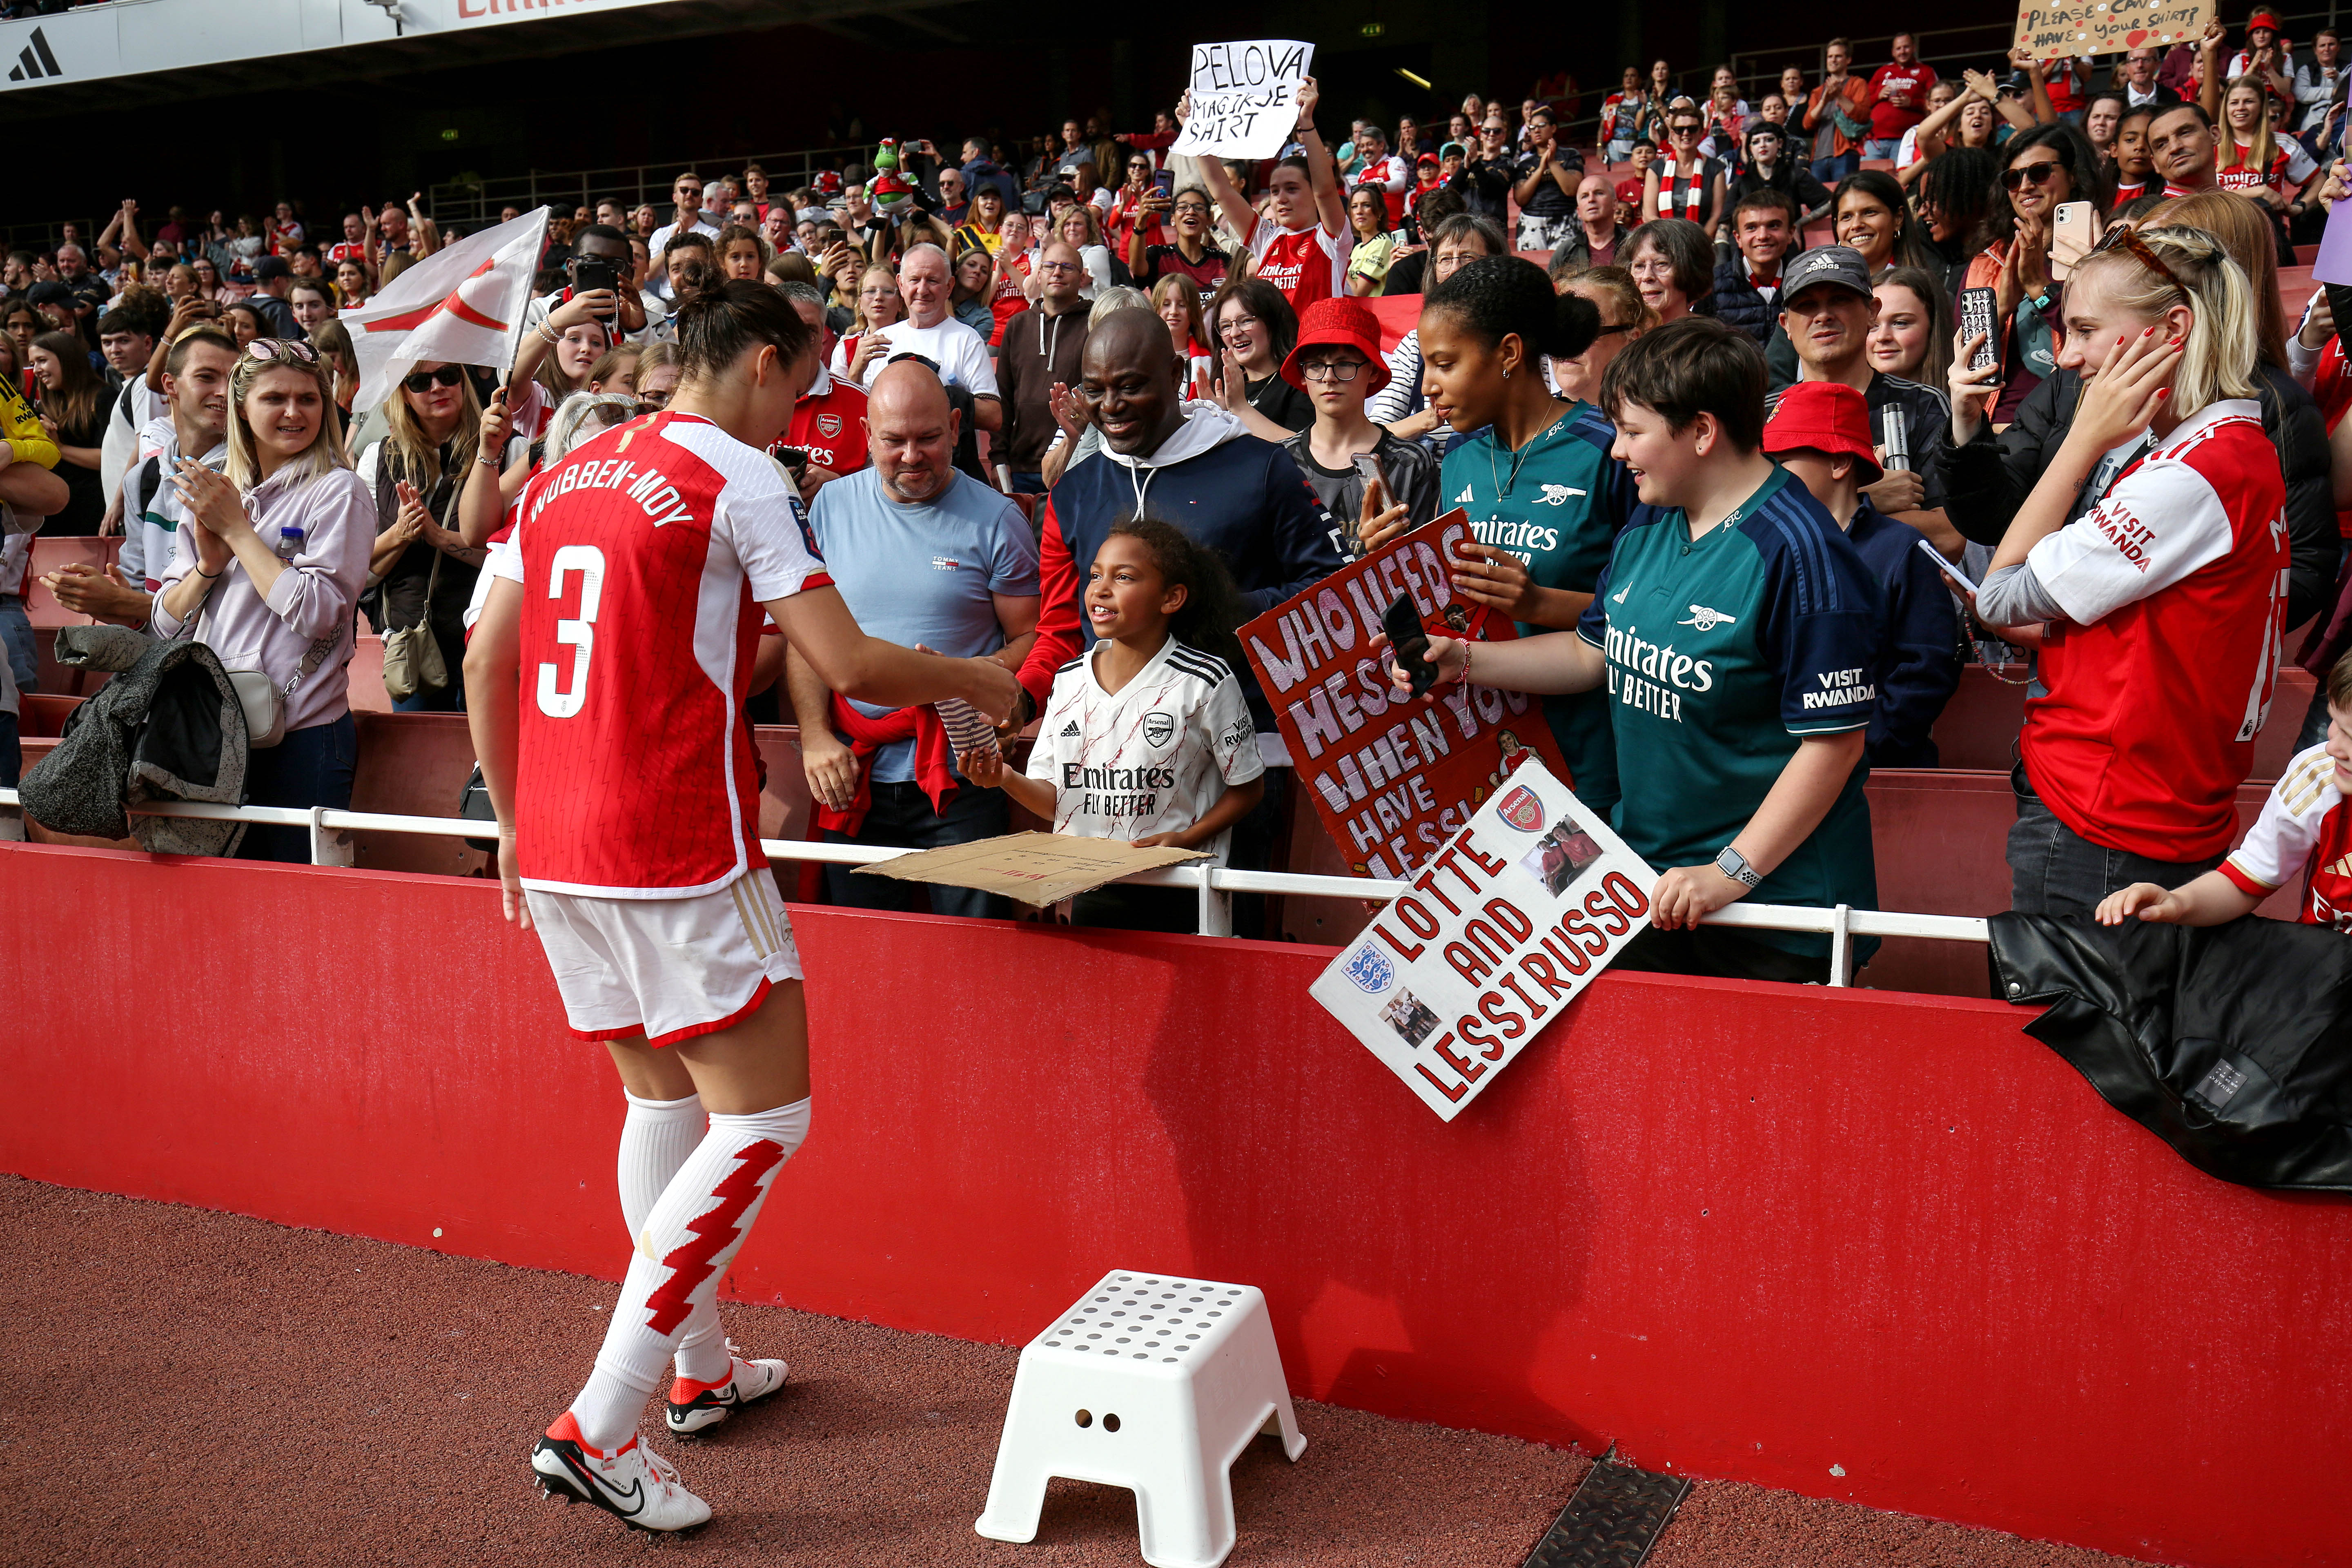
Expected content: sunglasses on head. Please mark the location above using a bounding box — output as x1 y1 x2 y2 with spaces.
2001 161 2061 190
246 338 319 366
403 364 465 393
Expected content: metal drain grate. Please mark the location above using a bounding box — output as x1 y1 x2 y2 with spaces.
1522 1456 1691 1568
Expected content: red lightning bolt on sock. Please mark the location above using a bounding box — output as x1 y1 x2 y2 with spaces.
641 1139 785 1336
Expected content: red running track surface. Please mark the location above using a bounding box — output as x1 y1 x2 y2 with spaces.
0 1177 2148 1568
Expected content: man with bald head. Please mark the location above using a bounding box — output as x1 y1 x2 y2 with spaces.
846 243 1001 435
1015 307 1342 933
788 359 1040 918
996 240 1092 494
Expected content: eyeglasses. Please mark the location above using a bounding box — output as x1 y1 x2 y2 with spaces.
1038 261 1083 274
2000 161 2062 190
638 387 673 410
1298 358 1368 382
246 338 319 366
1670 123 1701 136
403 364 464 393
1172 201 1210 215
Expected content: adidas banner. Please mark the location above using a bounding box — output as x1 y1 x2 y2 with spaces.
1237 507 1574 883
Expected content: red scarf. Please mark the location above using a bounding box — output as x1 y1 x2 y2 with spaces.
812 694 961 835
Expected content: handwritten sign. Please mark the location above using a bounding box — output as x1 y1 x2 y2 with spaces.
1310 760 1656 1121
1171 39 1315 163
1240 510 1573 882
2012 0 2211 61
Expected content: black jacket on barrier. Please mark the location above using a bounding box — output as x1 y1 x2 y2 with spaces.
1934 362 2341 630
1988 912 2352 1191
19 624 249 857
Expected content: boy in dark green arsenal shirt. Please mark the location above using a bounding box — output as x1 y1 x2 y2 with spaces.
1391 315 1886 983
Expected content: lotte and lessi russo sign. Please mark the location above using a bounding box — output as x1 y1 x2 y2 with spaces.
1311 760 1657 1121
1239 510 1573 881
2011 0 2212 62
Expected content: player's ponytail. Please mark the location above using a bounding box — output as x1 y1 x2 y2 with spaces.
1425 254 1600 367
672 275 817 386
1109 516 1246 672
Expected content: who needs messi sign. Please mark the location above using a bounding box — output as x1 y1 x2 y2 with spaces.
1241 512 1571 880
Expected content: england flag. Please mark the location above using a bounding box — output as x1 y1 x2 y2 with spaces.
345 207 550 411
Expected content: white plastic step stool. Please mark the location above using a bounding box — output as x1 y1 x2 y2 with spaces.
974 1269 1306 1568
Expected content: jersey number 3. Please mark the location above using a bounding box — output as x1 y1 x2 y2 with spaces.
538 544 605 719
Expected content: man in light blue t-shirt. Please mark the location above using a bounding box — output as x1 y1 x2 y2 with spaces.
790 361 1040 918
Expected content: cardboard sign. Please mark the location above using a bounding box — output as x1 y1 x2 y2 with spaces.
1171 39 1316 163
852 832 1207 907
1310 760 1657 1121
2012 0 2210 61
1240 510 1573 881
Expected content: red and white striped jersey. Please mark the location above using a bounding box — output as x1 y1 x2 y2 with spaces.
492 410 831 898
2024 400 2290 861
2222 742 2352 929
1247 220 1346 314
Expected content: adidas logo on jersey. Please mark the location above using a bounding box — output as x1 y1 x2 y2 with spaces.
1452 484 1473 505
1611 587 1628 604
1060 720 1081 737
2329 855 2352 878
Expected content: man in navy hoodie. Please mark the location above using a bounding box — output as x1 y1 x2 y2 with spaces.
1762 381 1960 768
1016 308 1342 728
1018 308 1343 931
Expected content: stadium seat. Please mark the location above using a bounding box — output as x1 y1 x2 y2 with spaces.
17 693 80 737
23 537 108 629
347 635 392 713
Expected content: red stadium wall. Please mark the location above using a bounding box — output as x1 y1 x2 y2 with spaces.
4 842 2347 1568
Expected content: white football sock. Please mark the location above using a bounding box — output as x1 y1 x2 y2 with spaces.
567 1098 811 1450
617 1091 704 1237
617 1091 734 1386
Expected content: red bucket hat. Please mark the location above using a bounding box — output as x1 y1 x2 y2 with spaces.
1761 381 1881 484
1281 296 1391 396
2247 10 2283 31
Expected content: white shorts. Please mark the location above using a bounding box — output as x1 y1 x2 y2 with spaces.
525 871 803 1048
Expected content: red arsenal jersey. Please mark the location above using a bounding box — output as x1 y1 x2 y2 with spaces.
2222 742 2352 929
786 365 869 474
494 410 832 898
1247 219 1347 314
2023 401 2290 860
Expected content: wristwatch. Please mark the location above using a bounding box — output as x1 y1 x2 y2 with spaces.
1713 844 1762 889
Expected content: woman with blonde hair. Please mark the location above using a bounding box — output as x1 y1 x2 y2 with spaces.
151 338 372 860
829 261 906 385
359 357 483 710
1965 226 2289 914
2204 71 2318 256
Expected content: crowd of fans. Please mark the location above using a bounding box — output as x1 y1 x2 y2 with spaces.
10 11 2352 976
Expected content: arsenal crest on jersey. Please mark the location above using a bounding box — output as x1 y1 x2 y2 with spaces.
816 413 842 438
1497 785 1543 832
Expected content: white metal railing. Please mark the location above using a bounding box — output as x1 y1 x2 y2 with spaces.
0 790 1991 986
